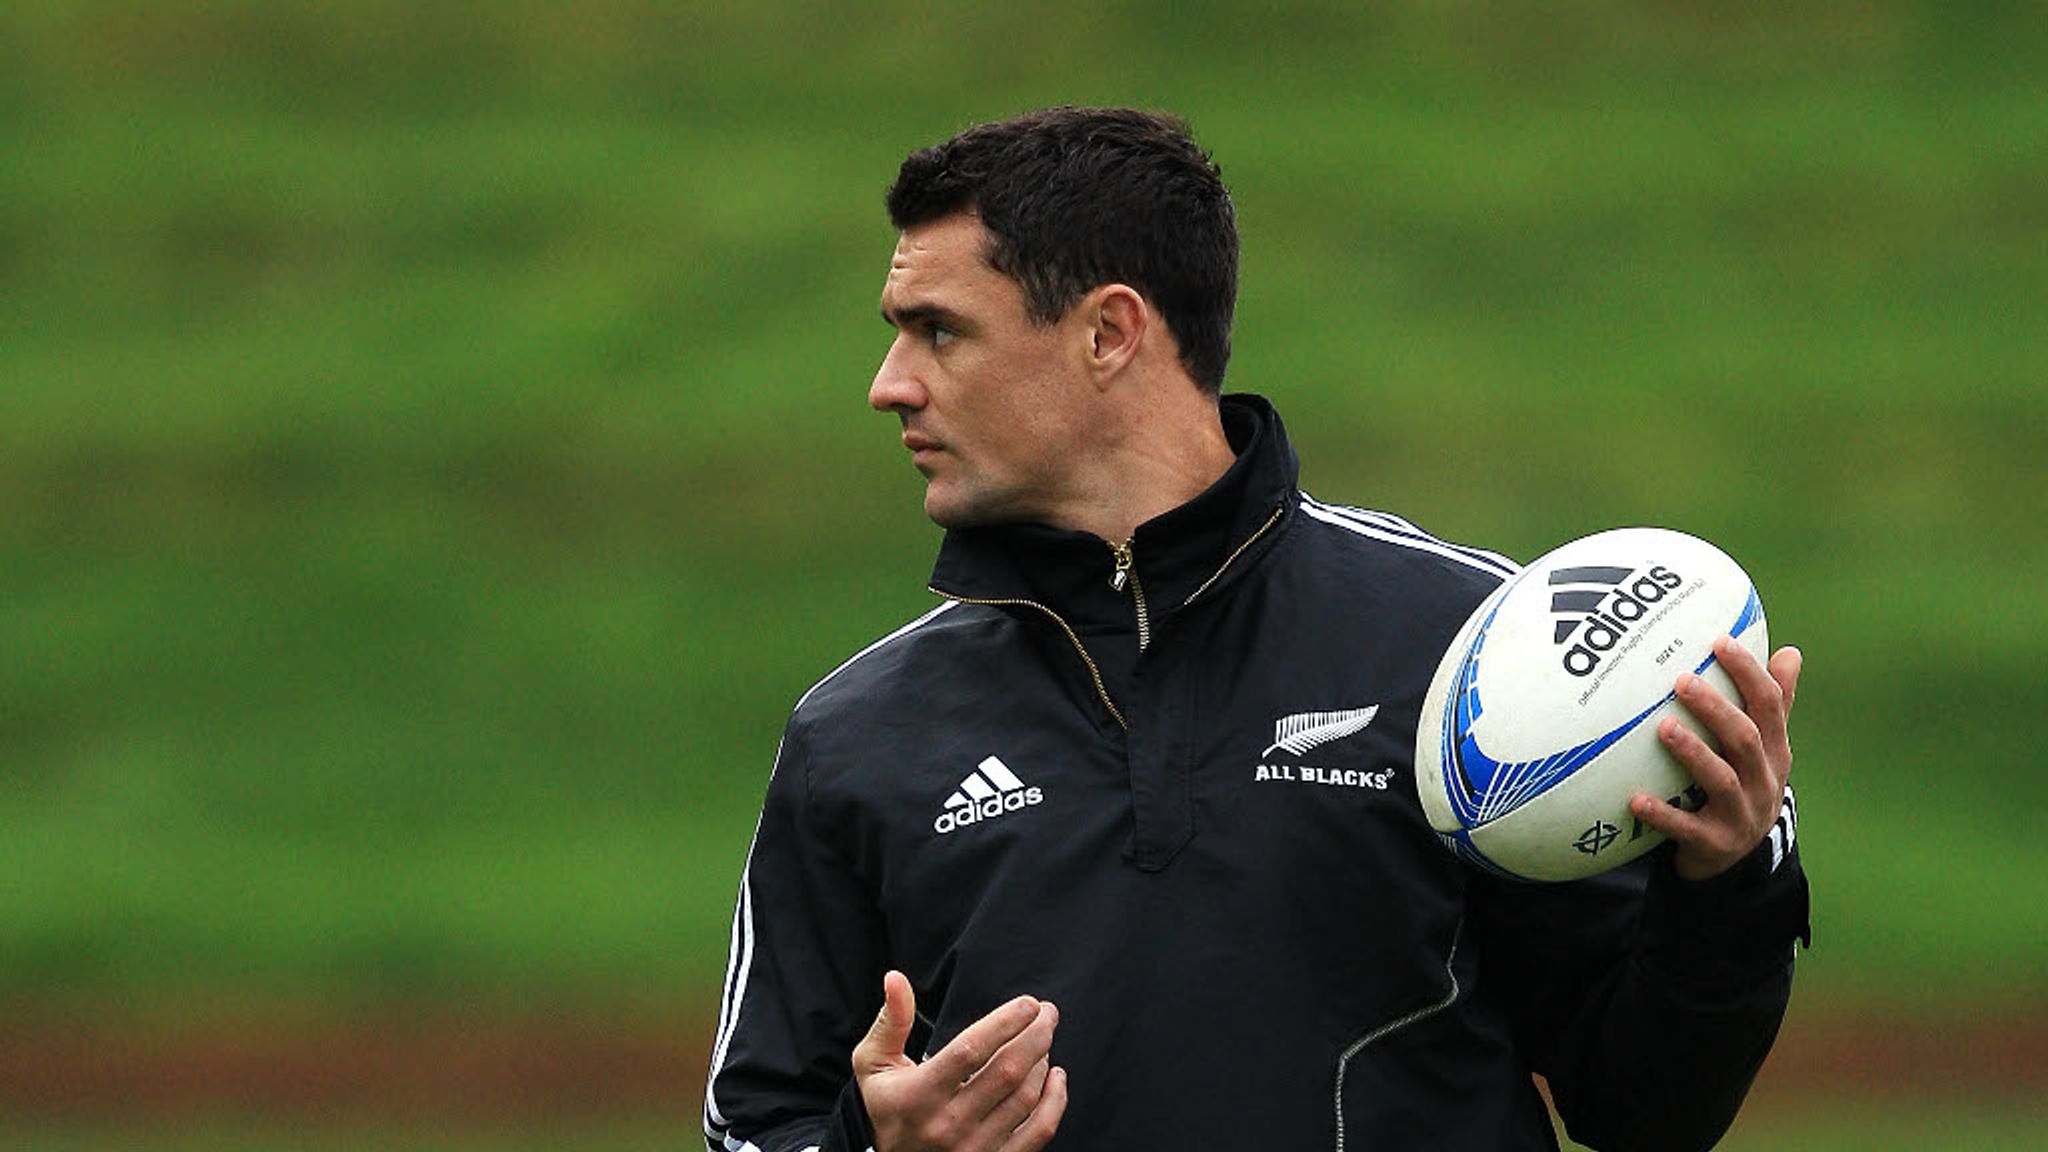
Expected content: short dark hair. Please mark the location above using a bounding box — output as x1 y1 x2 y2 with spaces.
886 107 1238 393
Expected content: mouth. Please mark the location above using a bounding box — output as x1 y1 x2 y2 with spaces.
901 430 941 464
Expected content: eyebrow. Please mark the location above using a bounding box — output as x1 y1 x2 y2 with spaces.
881 303 963 331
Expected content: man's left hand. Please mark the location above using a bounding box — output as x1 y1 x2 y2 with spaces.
1630 636 1803 881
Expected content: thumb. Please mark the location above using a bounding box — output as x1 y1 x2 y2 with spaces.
1770 645 1803 715
852 970 916 1076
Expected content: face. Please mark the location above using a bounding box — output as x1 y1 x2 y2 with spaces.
871 213 1094 530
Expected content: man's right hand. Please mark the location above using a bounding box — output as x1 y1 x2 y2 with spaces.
851 970 1068 1152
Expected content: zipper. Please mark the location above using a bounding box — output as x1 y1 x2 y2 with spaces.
1333 919 1463 1152
925 587 1128 731
1180 503 1286 608
926 501 1283 733
1108 540 1152 652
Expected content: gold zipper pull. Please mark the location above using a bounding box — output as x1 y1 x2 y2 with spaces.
1107 539 1153 652
1110 540 1134 592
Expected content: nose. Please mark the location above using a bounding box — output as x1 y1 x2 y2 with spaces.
869 334 926 413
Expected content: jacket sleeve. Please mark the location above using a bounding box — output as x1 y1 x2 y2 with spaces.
1471 785 1810 1152
704 725 885 1152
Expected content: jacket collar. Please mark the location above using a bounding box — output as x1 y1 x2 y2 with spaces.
927 393 1299 634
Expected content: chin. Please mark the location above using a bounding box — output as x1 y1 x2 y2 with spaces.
923 497 977 531
923 485 1009 531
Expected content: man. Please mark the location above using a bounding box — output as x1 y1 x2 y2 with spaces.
705 107 1808 1152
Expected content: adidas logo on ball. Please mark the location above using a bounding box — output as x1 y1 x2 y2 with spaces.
1549 563 1685 677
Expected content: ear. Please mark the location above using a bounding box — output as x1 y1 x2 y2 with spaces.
1084 284 1148 386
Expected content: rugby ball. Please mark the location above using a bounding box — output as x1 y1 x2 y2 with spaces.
1413 527 1767 882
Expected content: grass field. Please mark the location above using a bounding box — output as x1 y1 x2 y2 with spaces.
3 1 2045 1145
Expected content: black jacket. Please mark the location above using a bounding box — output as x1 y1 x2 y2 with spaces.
705 395 1808 1151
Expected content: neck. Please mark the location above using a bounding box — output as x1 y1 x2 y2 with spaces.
1055 386 1236 544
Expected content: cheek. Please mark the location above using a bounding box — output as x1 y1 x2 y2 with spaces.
949 332 1080 462
985 376 1067 456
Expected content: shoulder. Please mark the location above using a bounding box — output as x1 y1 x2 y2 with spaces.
1275 491 1521 700
1289 491 1518 612
785 599 1004 732
778 600 1020 818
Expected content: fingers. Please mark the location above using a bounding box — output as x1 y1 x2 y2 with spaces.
1636 635 1799 880
930 994 1046 1087
861 991 1065 1152
1627 785 1694 842
1769 645 1803 725
1632 719 1725 841
853 970 918 1076
980 1054 1050 1137
1698 638 1775 767
997 1065 1068 1152
957 1001 1058 1120
1668 638 1785 788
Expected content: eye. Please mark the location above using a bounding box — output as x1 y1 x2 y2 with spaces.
928 324 957 349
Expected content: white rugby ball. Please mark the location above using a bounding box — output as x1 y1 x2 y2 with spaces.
1414 527 1768 882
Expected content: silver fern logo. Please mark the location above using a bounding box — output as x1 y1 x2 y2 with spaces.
1264 706 1379 757
1254 706 1392 790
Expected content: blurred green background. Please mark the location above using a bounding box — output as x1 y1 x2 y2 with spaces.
3 1 2043 1148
